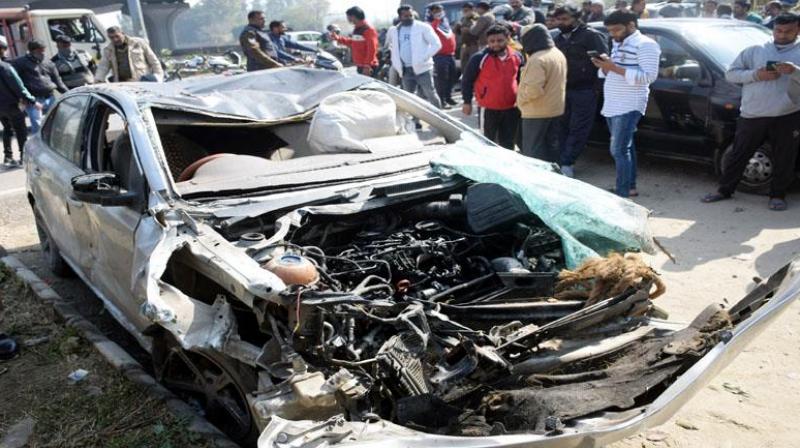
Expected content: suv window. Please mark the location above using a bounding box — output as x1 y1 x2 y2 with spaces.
646 33 701 81
43 95 91 164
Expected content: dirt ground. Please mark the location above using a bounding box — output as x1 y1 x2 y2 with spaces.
1 135 799 447
0 265 213 448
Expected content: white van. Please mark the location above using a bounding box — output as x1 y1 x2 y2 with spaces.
0 8 106 61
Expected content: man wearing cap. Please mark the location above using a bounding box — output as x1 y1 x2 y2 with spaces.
733 0 763 23
51 35 95 89
96 26 164 82
0 40 38 166
552 5 608 177
12 40 67 134
587 0 607 22
455 3 480 71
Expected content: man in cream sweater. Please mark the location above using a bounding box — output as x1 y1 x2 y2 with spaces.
517 24 567 163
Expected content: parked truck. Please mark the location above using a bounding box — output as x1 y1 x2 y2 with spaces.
0 8 106 61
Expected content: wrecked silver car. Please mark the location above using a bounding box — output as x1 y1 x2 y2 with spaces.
24 69 800 447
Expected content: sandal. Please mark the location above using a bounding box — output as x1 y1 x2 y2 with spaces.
768 197 787 211
701 192 731 203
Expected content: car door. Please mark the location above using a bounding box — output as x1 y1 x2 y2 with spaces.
29 94 93 272
638 31 713 160
79 98 152 331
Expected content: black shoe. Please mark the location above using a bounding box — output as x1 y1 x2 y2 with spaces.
701 192 732 203
3 157 13 167
442 103 452 110
445 98 457 106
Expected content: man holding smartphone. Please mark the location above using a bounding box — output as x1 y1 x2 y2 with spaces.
591 11 660 198
702 13 800 211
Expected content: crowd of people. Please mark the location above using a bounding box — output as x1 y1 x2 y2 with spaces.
2 0 800 212
304 1 799 210
0 26 162 167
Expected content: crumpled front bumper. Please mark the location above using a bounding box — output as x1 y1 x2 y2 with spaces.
256 260 800 448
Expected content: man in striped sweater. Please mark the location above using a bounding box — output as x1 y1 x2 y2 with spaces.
591 11 660 198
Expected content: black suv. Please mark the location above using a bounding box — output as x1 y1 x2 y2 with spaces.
590 19 789 194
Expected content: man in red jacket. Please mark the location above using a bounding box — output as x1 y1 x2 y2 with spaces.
461 25 524 149
428 3 458 107
333 6 378 76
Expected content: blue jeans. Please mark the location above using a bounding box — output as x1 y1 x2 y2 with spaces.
559 88 598 167
606 111 642 198
26 95 56 134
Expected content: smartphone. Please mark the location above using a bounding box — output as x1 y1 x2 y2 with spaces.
587 50 600 59
766 60 779 71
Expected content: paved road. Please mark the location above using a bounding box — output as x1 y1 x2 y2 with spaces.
1 106 798 447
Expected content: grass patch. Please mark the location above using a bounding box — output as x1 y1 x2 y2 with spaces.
0 264 213 447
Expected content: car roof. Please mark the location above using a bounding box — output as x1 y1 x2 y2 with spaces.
81 68 372 122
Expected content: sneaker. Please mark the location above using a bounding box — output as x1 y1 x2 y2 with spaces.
561 165 574 178
445 98 458 106
3 157 13 167
442 103 452 110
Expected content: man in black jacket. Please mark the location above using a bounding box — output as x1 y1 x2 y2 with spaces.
0 41 39 166
552 6 608 177
12 40 67 134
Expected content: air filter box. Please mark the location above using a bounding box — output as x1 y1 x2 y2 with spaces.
465 183 530 233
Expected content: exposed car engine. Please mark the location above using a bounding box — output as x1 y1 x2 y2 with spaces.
217 183 721 438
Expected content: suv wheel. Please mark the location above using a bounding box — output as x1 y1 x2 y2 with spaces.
33 208 72 277
152 333 260 445
717 142 773 195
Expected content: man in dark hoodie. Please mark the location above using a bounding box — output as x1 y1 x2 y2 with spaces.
0 40 38 166
461 24 525 149
517 24 567 162
552 6 608 177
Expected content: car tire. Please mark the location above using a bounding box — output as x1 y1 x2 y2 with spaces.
33 208 72 277
151 332 260 445
716 142 773 196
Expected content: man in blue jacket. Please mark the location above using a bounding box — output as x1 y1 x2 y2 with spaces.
268 21 317 64
703 13 800 211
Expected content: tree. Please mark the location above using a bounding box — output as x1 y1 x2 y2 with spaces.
173 0 330 48
173 0 248 47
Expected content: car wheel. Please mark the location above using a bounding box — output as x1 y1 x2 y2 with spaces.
718 142 773 195
152 333 260 445
33 208 72 277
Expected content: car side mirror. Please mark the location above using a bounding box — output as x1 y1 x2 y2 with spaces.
674 63 702 82
71 172 140 207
